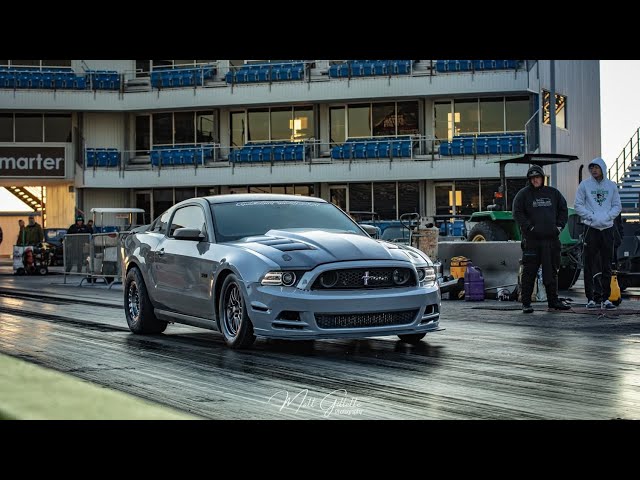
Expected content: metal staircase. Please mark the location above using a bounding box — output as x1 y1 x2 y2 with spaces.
6 186 45 211
609 128 640 221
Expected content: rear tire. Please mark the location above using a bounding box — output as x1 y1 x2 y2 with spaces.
219 274 256 349
398 333 426 344
558 266 580 290
468 222 508 242
124 267 167 334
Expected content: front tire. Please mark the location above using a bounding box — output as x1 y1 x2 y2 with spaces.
398 333 426 344
124 267 167 334
219 274 256 349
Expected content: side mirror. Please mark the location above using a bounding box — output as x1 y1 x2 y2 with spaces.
173 228 205 242
360 224 380 239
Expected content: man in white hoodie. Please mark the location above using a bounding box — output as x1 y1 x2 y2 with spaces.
574 157 622 309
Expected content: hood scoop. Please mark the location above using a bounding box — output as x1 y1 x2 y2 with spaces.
245 235 313 251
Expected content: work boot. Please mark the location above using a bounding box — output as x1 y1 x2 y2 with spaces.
522 304 534 314
548 299 571 310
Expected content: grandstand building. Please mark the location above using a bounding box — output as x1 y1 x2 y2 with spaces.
0 59 601 229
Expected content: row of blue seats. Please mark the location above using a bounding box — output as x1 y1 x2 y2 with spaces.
150 146 214 167
92 226 119 233
0 69 120 90
225 62 305 83
150 67 215 88
331 138 413 160
435 60 520 73
329 60 413 78
86 148 120 167
85 70 121 90
439 134 525 156
1 71 87 89
229 144 308 162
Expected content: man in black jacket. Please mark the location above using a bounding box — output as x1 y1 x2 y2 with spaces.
65 215 92 273
513 165 571 313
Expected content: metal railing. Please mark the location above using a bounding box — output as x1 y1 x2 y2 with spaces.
609 127 640 184
63 232 124 287
80 133 539 177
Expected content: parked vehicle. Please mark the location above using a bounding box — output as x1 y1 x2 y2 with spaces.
122 194 441 349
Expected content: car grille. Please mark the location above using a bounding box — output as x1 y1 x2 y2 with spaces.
315 309 419 329
311 268 416 290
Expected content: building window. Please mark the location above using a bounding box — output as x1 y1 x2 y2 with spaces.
14 114 43 142
0 113 13 142
330 106 346 146
373 182 397 220
152 113 173 146
135 115 150 155
372 103 396 137
454 99 479 135
148 111 216 148
248 109 270 142
233 107 315 145
396 102 419 135
542 90 567 129
1 113 73 143
505 96 529 131
437 96 530 139
174 112 195 145
44 114 72 142
434 101 453 141
479 98 504 133
196 111 215 143
348 183 373 214
231 111 246 147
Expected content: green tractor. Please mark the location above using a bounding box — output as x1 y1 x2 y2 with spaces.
466 153 583 290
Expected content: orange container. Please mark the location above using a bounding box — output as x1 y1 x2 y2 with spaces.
450 256 469 279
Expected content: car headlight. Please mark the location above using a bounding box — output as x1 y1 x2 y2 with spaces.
261 271 298 286
417 267 436 286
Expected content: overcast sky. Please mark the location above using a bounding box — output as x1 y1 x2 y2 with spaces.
2 60 640 212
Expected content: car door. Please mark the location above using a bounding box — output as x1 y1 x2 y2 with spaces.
154 204 215 319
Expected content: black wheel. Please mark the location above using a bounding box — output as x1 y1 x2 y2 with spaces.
219 274 256 349
38 266 48 276
612 297 622 306
398 333 426 344
468 221 509 242
15 268 25 276
124 267 167 334
558 266 580 290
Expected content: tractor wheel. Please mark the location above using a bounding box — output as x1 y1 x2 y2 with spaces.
468 222 508 242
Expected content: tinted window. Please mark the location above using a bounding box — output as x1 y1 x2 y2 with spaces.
211 201 364 243
169 205 207 237
150 210 171 234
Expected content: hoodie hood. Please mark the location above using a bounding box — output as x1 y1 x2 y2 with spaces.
588 157 608 180
526 165 545 188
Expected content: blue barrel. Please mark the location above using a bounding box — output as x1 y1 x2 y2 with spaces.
464 261 485 301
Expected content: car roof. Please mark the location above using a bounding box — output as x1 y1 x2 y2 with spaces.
205 194 327 205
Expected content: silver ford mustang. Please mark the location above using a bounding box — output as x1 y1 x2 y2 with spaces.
122 194 441 349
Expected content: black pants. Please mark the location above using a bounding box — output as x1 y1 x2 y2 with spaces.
583 226 615 302
521 238 561 306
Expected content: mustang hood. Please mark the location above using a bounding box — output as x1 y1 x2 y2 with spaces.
232 229 429 268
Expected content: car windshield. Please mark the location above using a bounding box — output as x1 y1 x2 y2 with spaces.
211 200 366 242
